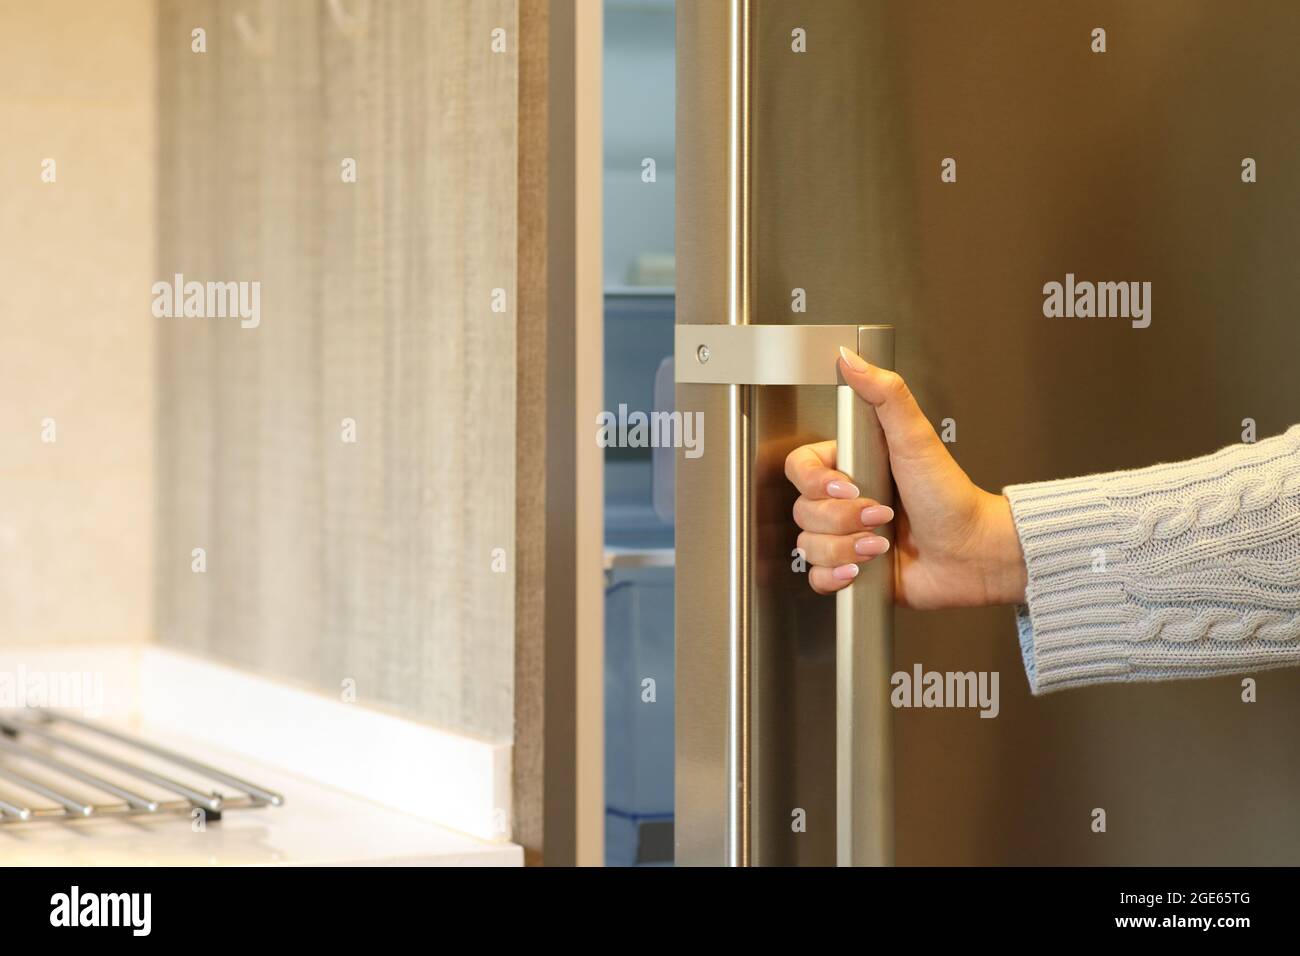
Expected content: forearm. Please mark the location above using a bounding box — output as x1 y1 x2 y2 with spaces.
1003 426 1300 695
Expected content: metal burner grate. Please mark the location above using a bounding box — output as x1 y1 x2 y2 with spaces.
0 710 283 823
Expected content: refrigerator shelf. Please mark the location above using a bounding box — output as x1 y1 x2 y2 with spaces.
0 710 283 824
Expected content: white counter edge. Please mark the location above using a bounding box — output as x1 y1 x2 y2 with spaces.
0 644 515 845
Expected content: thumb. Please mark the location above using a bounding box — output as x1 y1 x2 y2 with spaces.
837 346 944 461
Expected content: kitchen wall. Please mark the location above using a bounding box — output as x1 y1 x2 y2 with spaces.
154 0 520 741
0 0 156 646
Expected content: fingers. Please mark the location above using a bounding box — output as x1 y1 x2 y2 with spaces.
798 530 890 568
792 491 894 596
808 563 863 595
793 497 894 535
785 368 911 596
801 530 890 595
784 440 858 500
837 347 945 461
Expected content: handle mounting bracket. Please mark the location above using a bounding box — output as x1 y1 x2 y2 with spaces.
674 324 893 386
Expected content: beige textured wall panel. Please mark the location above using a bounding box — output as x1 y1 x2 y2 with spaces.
513 0 549 864
156 0 519 740
0 0 156 645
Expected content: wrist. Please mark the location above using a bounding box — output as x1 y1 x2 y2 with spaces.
976 491 1028 606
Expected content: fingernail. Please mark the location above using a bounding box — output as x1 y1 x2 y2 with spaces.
838 346 870 373
861 505 894 526
832 563 860 581
854 535 890 557
826 480 860 499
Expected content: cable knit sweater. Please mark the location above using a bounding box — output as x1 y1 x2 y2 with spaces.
1005 425 1300 695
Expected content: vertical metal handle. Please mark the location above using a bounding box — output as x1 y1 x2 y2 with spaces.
835 326 896 866
675 322 895 865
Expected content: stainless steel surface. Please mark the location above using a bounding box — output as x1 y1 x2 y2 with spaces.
725 380 752 868
723 0 756 871
0 736 159 812
0 764 92 817
0 711 284 824
676 0 901 867
675 319 896 866
683 0 1300 866
0 796 31 821
2 716 223 812
675 0 756 867
676 324 867 385
836 327 896 866
42 711 284 808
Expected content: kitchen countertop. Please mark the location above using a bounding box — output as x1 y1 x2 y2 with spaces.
0 722 521 867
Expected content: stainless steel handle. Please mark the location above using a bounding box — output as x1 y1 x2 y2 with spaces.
675 323 896 865
835 325 896 866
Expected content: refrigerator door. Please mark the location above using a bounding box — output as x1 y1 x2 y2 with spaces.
676 0 1300 866
675 0 909 867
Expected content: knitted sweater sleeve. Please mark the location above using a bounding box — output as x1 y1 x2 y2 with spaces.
1004 425 1300 695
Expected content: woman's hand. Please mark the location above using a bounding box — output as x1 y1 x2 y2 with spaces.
783 346 1027 610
